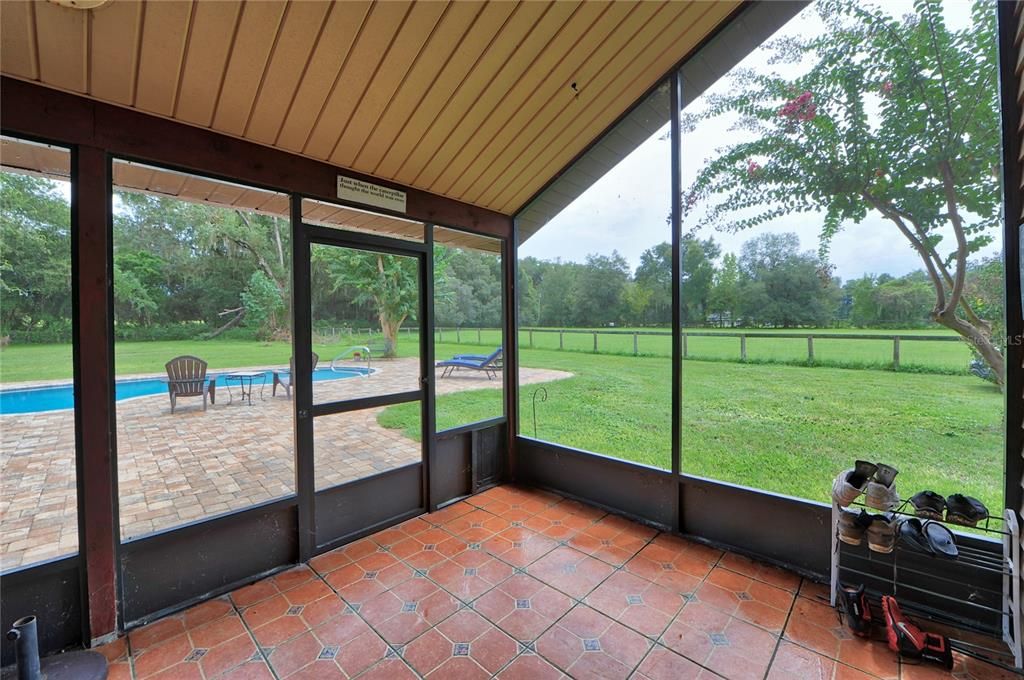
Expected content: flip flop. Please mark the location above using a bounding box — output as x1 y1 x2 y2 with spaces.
923 521 957 559
898 518 934 555
898 519 958 559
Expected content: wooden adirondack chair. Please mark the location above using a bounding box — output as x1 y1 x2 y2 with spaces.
165 355 215 413
272 352 319 399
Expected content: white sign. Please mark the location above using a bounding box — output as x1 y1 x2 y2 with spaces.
336 175 407 213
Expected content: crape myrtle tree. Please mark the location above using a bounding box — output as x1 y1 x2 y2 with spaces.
681 0 1004 387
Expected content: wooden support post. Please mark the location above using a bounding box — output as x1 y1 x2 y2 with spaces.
740 334 747 361
529 330 534 348
76 145 119 644
683 333 688 358
593 332 598 353
893 337 900 370
807 336 815 363
477 328 481 343
633 332 639 355
456 327 461 343
559 330 564 350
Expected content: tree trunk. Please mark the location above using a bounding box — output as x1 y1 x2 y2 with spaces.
378 312 408 358
206 307 245 339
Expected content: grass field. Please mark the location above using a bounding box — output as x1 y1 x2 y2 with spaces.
384 348 1004 514
0 326 972 383
1 332 1003 514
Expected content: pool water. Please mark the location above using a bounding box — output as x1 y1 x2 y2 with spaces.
0 366 372 414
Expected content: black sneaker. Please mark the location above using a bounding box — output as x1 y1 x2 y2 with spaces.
910 491 945 521
836 582 872 638
945 494 988 527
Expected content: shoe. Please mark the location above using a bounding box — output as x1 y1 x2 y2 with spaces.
881 596 954 669
910 491 945 520
945 494 988 527
865 464 899 511
832 461 878 506
866 514 896 553
898 519 958 559
838 509 872 546
836 582 872 637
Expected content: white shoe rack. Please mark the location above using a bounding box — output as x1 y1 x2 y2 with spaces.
829 501 1022 669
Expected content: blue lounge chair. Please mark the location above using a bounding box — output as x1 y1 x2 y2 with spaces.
437 347 503 380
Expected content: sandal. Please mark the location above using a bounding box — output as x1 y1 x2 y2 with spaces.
898 518 958 559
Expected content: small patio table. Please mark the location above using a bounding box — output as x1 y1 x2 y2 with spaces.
223 371 267 405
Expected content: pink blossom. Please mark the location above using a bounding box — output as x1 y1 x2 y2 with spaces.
778 91 815 122
747 161 761 177
881 80 894 95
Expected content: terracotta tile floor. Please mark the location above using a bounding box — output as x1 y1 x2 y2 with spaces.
0 360 569 570
94 485 1016 680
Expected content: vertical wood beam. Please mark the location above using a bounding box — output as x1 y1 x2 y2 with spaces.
291 195 315 561
504 225 520 480
74 145 119 644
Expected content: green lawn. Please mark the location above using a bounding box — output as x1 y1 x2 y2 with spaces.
1 334 1003 514
383 348 1005 513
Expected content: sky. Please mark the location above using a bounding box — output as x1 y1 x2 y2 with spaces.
518 0 1002 282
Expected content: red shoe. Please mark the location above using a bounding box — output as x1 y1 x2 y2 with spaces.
880 596 953 669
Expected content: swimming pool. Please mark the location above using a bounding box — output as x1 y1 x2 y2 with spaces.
0 366 373 414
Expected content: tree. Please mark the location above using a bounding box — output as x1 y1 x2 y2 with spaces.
572 252 630 326
681 235 721 325
709 253 741 326
738 233 838 327
0 174 72 339
313 249 418 357
634 243 672 325
682 0 1004 386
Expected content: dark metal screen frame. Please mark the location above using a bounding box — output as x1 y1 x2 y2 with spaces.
294 212 433 557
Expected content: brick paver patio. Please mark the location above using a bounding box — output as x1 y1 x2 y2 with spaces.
0 359 568 571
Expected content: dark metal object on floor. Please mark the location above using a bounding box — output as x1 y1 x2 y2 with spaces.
4 616 107 680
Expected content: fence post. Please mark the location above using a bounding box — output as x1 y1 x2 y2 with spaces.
740 334 747 361
893 336 900 370
559 330 564 350
683 332 688 358
529 330 534 348
807 336 814 363
456 327 461 343
477 328 481 343
633 332 638 356
593 332 599 353
439 328 443 343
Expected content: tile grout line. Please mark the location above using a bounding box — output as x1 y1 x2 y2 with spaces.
226 591 283 680
760 577 802 680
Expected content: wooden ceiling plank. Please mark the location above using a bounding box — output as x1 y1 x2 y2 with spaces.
274 1 372 152
331 1 455 169
33 0 88 93
134 0 194 116
88 1 143 105
352 1 483 171
474 0 685 209
301 2 412 159
0 1 39 81
245 1 332 145
370 1 517 179
386 1 550 185
436 1 621 199
408 1 582 190
175 1 243 127
498 2 737 212
457 2 648 204
211 1 287 136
